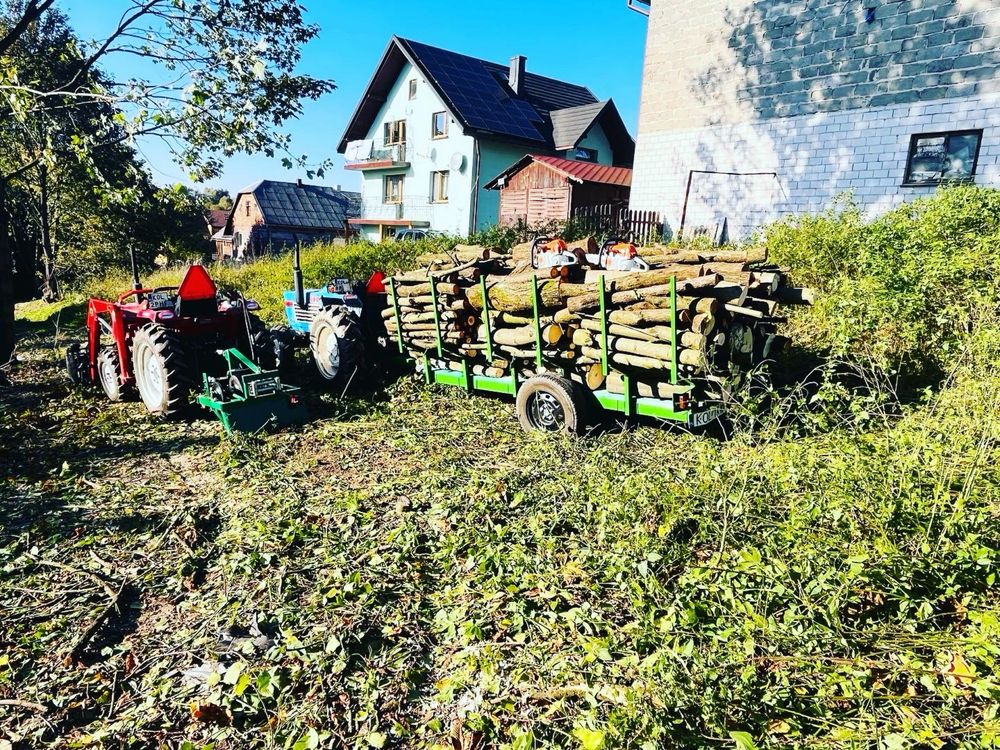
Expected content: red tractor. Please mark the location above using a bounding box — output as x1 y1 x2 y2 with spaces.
65 261 273 418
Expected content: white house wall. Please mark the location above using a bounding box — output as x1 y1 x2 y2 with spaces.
359 62 477 240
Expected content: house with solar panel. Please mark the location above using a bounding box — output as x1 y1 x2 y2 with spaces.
338 37 635 241
215 179 362 260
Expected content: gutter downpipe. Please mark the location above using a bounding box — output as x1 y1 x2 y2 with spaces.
470 141 482 236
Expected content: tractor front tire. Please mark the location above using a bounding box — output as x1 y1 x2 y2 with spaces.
132 324 195 417
97 347 129 402
310 306 364 390
515 374 589 435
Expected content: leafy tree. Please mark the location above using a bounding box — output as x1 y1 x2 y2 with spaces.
0 0 334 365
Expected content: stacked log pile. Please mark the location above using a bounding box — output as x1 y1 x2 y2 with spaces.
384 241 814 396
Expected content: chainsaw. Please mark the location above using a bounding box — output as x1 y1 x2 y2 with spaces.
530 236 650 273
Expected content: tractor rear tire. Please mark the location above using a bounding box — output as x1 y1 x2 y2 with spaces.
247 313 277 370
132 324 195 417
65 343 90 385
516 374 589 435
310 306 364 390
97 347 129 402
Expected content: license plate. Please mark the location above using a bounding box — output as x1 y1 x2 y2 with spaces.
690 407 724 428
147 292 174 310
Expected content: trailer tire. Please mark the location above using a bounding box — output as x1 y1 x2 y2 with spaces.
270 325 298 374
310 306 364 390
97 347 129 402
516 374 589 435
132 324 195 417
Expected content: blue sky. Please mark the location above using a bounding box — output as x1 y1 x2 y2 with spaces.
61 1 649 197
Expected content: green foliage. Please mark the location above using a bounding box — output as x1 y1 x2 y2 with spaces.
767 187 1000 373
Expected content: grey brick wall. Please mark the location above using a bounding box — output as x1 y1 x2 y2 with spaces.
638 0 1000 133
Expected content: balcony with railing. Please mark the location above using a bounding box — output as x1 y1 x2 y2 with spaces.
344 140 409 171
348 197 433 228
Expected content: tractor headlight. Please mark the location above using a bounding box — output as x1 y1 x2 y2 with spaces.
157 311 175 322
246 300 260 311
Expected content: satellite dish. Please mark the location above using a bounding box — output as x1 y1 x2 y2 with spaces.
450 152 467 172
429 147 438 162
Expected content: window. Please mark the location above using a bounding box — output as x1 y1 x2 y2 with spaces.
408 79 417 99
384 119 406 146
384 174 404 204
431 171 449 203
245 202 251 217
570 147 598 162
432 112 448 139
903 129 983 186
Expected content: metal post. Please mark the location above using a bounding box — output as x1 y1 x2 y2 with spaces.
532 278 544 371
670 275 678 385
389 277 405 354
599 277 610 377
480 276 494 363
429 279 444 358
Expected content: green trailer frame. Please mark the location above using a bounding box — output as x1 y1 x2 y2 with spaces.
387 273 721 428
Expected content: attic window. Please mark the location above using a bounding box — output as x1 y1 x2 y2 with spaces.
408 79 417 99
432 112 448 139
571 147 598 162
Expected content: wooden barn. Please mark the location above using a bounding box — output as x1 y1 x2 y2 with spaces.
485 155 633 226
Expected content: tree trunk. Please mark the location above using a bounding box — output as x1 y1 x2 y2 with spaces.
38 164 59 301
0 180 15 367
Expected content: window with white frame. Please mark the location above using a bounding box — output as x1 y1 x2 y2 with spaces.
432 112 448 139
408 79 417 99
384 120 406 146
384 174 404 204
431 171 449 203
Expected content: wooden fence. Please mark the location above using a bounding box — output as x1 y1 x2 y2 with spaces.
570 204 663 245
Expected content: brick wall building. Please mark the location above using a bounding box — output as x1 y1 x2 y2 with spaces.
629 0 1000 239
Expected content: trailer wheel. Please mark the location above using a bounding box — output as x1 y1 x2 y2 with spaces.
310 306 364 389
132 324 194 417
97 347 129 402
270 325 298 374
516 374 588 435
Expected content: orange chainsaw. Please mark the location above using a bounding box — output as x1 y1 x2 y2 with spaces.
530 236 650 273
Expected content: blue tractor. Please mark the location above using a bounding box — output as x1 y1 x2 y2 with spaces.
272 245 389 391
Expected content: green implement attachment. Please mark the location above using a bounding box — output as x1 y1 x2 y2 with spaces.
197 348 307 434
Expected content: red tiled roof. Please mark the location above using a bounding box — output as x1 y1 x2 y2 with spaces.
530 155 633 187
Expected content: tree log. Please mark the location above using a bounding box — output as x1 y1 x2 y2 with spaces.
465 278 593 313
605 373 691 398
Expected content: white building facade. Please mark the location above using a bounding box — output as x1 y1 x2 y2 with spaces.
340 37 635 242
628 0 1000 240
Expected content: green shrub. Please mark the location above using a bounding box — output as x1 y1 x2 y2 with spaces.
768 186 1000 375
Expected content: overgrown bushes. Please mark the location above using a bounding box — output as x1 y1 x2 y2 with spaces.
768 186 1000 376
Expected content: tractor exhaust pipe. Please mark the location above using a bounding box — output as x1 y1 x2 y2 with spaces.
293 241 306 310
129 246 144 301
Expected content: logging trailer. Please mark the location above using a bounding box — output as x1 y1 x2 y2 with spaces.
386 272 725 434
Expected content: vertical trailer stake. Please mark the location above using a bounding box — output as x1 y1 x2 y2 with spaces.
480 276 495 363
429 280 444 358
389 277 405 354
670 275 678 385
599 277 610 378
532 278 544 371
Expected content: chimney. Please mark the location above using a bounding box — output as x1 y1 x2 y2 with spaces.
509 55 526 96
296 178 304 188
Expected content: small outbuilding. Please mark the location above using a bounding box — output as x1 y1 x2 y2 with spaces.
485 155 632 226
215 179 361 260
